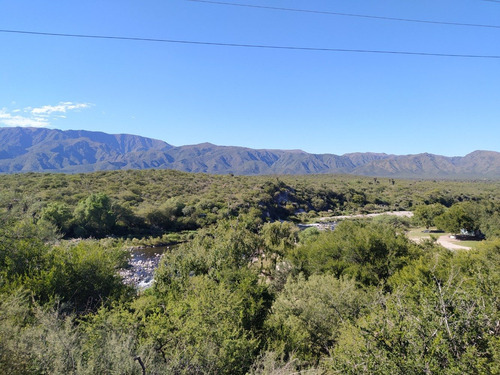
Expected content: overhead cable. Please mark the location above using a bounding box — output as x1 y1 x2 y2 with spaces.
188 0 500 30
1 29 500 59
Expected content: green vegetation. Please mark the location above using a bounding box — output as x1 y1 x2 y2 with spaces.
2 169 500 238
1 170 499 373
413 203 446 229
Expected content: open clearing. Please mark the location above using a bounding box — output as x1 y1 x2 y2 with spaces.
407 227 483 250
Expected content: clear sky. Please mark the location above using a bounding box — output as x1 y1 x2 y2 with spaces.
1 0 499 156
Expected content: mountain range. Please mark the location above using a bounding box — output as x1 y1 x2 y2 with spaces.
1 127 499 178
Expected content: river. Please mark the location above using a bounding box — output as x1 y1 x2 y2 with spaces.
119 246 171 289
120 212 414 289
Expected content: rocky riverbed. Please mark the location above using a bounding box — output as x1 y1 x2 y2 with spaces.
119 246 170 289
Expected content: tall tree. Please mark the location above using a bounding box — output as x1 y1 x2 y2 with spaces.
413 203 446 229
74 193 116 237
434 202 480 235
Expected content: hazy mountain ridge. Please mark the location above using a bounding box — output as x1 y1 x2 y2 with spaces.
0 127 172 173
1 127 499 178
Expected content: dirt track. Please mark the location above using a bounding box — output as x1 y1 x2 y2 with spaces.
436 235 471 250
409 233 472 251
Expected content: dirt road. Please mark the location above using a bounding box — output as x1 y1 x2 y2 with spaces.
436 235 471 250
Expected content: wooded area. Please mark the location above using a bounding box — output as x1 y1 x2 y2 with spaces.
0 170 499 374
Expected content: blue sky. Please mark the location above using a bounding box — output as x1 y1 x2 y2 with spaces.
1 0 499 156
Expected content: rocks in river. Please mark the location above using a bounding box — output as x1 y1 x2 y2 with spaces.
119 247 168 289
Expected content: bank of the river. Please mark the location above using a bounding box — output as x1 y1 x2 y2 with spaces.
320 210 414 221
298 211 413 230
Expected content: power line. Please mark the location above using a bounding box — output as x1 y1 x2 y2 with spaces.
1 28 500 59
188 0 500 30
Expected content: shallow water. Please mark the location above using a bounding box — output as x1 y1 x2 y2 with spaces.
119 246 171 289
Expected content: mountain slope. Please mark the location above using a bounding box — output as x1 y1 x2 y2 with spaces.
0 127 172 173
1 127 500 178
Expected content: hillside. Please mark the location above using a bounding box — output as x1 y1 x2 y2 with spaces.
1 127 499 178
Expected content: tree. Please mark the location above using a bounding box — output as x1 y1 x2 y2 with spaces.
289 221 420 286
413 203 446 229
0 219 50 294
325 245 500 374
42 241 130 313
434 202 480 235
265 274 370 363
146 274 268 374
261 221 299 270
40 202 73 234
74 193 117 237
154 219 263 295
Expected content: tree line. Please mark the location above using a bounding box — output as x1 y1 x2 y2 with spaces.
2 169 500 239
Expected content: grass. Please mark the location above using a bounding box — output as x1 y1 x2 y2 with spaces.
449 238 483 248
407 227 444 241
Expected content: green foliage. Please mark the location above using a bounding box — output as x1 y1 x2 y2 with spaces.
147 220 275 373
0 217 130 313
325 245 500 374
260 221 299 279
262 221 298 254
77 306 144 374
4 169 500 240
40 201 73 234
74 193 117 237
478 202 500 239
141 269 271 374
38 241 131 313
247 351 323 375
154 219 262 294
0 290 80 375
413 203 446 229
434 202 481 234
2 171 500 373
371 213 411 229
289 220 420 285
266 274 371 362
297 226 320 244
0 219 53 293
0 292 147 375
143 198 186 231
